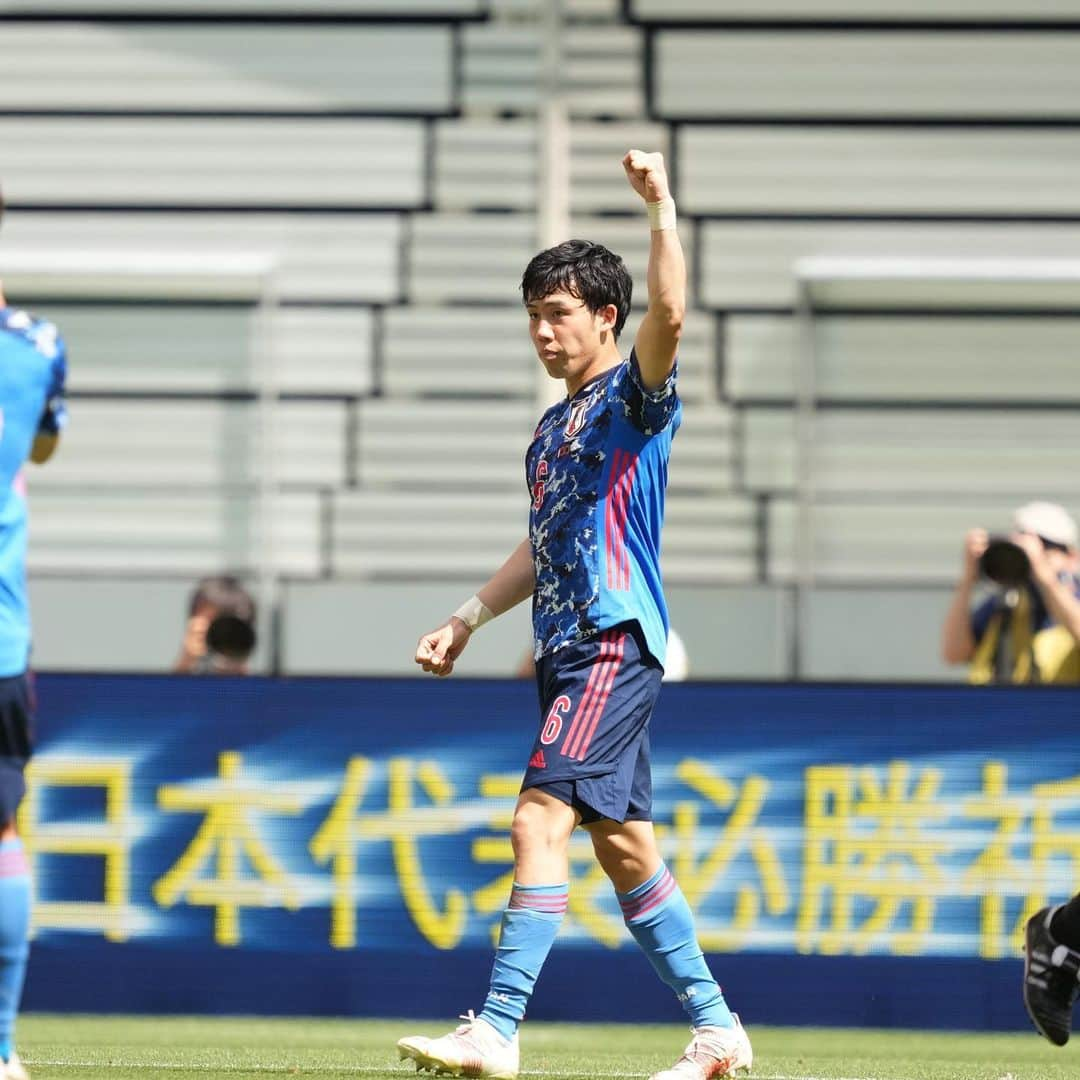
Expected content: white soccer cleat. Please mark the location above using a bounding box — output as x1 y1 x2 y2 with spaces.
396 1011 519 1079
3 1050 29 1080
649 1015 753 1080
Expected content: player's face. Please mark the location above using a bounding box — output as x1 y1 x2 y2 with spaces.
526 291 617 389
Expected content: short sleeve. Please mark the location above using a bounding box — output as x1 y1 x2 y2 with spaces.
614 348 679 436
38 334 68 435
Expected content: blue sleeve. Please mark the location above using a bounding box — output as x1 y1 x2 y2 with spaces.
614 348 679 436
38 336 68 435
970 595 998 643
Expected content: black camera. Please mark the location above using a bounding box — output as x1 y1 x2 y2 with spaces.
205 613 257 662
979 536 1030 588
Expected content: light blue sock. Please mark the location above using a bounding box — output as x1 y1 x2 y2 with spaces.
618 863 734 1030
478 882 567 1040
0 839 31 1063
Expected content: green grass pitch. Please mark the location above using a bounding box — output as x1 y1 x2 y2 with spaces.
14 1014 1075 1080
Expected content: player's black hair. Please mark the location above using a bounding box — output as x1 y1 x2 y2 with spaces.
521 239 633 340
188 574 256 622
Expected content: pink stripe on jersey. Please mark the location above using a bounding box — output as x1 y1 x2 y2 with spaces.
605 449 638 592
560 631 614 758
620 868 677 923
562 632 619 761
0 848 29 877
570 632 625 762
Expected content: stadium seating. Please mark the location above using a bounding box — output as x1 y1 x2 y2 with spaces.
655 31 1080 118
725 315 1080 403
629 0 1077 19
0 22 456 113
26 490 322 576
700 222 1080 309
1 0 1074 678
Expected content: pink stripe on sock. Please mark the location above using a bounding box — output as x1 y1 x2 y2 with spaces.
0 849 29 877
620 870 677 922
510 890 568 914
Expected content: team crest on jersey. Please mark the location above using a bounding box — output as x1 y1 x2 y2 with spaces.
565 398 590 438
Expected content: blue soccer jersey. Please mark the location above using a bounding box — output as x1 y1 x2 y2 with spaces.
526 350 680 667
0 308 68 677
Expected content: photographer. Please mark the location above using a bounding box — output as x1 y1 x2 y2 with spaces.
174 575 257 675
941 501 1080 684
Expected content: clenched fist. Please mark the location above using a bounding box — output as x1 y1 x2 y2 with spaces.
622 149 671 204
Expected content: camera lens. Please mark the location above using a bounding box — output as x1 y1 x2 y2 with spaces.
979 538 1031 588
204 614 257 660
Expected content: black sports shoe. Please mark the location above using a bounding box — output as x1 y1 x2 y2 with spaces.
1023 906 1080 1046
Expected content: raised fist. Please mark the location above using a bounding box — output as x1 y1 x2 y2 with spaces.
622 149 671 203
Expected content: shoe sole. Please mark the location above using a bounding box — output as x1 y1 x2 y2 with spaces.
397 1040 518 1080
1022 919 1069 1047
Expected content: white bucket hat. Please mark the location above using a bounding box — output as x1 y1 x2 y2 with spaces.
1013 501 1079 549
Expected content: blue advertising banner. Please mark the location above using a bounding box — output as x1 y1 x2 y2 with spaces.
19 675 1080 1030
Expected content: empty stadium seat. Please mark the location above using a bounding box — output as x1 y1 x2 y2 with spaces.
662 493 759 583
699 221 1080 309
462 19 643 116
333 490 526 577
681 127 1080 216
355 398 533 489
26 490 322 576
33 400 349 488
654 31 1080 120
0 117 426 208
766 498 1071 584
0 213 402 304
743 409 1079 495
39 304 375 396
724 315 1080 403
629 0 1078 20
0 22 454 113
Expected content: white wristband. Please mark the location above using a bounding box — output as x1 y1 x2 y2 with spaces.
646 197 677 232
452 594 495 633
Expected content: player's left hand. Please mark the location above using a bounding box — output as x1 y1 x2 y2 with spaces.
622 150 671 203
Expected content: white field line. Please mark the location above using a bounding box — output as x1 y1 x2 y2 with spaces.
24 1064 898 1080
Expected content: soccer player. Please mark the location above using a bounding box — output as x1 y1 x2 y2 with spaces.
397 152 752 1080
0 186 69 1080
1024 899 1080 1046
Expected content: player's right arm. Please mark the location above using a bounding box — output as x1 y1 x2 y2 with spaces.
415 538 535 677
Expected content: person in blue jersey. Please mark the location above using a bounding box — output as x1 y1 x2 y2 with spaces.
398 152 751 1080
0 188 68 1080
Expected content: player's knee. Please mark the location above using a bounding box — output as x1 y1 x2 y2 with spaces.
510 798 571 859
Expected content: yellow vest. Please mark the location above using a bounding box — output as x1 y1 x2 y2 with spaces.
970 590 1080 685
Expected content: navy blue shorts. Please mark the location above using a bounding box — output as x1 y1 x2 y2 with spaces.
522 622 663 825
0 671 32 822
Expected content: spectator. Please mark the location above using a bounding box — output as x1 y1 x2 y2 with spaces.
174 575 257 675
941 501 1080 684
